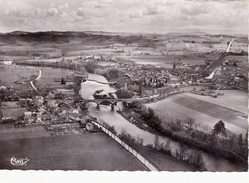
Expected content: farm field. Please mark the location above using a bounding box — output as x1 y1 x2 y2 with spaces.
0 65 38 89
184 90 248 114
129 55 206 67
146 92 247 135
36 67 74 89
172 94 247 128
0 124 147 171
0 124 50 141
2 108 27 119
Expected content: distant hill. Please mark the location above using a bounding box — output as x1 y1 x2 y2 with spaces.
0 31 88 44
0 31 247 50
0 31 160 47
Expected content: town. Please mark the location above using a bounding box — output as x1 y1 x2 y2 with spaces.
0 31 248 171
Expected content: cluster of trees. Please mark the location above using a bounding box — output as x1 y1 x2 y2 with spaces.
84 62 96 73
15 60 86 74
101 122 117 135
115 89 135 99
122 102 248 167
119 129 206 170
103 68 119 80
118 129 144 147
174 144 205 170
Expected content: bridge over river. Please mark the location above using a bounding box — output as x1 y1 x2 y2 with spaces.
85 94 160 110
84 90 185 111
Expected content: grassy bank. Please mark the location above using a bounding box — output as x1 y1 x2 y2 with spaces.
117 102 248 171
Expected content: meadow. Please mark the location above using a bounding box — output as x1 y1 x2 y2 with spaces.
0 65 38 89
146 92 247 136
0 124 146 171
36 67 74 89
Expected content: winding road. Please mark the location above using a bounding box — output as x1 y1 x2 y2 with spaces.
30 69 41 91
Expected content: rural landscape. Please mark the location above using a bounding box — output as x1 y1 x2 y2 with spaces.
0 30 248 171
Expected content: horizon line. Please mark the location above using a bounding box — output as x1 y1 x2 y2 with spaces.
0 28 247 36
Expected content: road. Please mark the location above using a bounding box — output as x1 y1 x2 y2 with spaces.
30 69 41 91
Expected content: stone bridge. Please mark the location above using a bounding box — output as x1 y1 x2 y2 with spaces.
85 95 160 111
83 90 184 111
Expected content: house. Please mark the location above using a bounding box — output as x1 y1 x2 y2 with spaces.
34 96 44 107
33 53 44 60
23 111 33 123
19 98 32 107
68 113 81 122
0 61 13 65
47 100 58 108
24 111 32 118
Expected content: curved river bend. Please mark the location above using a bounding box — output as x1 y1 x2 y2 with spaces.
80 73 245 172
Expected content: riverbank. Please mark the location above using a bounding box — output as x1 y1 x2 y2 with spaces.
133 144 198 171
117 105 248 171
81 72 248 171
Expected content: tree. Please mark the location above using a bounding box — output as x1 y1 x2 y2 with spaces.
228 134 235 149
186 117 195 130
176 118 182 129
85 62 96 73
245 133 248 147
176 143 187 160
212 120 227 137
115 89 134 99
172 61 176 70
154 135 159 150
61 77 66 85
106 68 119 80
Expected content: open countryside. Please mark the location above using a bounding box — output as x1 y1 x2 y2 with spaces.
0 30 247 172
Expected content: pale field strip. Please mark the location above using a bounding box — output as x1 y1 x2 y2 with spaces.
183 92 248 114
148 100 246 135
172 94 247 129
146 93 247 135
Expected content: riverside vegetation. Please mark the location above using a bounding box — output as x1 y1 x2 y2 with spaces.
117 100 248 170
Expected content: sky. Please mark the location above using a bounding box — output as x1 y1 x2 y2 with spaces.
0 0 248 34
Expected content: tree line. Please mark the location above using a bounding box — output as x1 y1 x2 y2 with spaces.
121 100 248 169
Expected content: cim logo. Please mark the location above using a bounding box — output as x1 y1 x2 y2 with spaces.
7 157 30 166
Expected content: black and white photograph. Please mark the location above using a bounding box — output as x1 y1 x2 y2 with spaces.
0 0 248 178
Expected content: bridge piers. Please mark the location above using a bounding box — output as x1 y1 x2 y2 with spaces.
111 103 115 111
96 102 100 110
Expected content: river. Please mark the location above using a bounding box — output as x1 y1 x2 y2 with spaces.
80 73 246 172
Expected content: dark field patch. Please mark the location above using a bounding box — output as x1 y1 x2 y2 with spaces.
0 125 147 171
